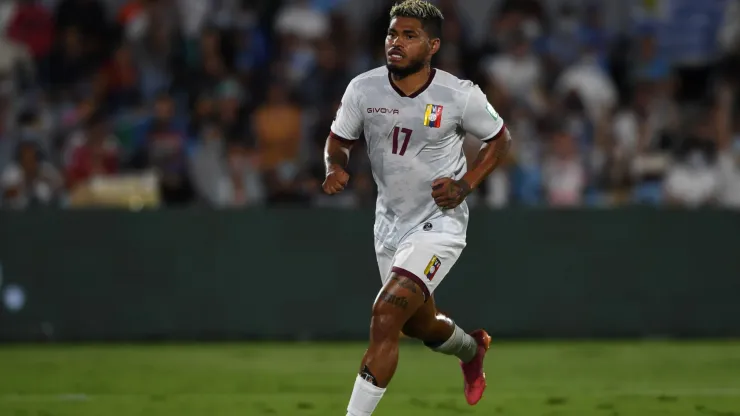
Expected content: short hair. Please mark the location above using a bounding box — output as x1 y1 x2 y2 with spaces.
390 0 444 39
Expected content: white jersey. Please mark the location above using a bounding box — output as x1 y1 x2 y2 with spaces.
331 67 505 250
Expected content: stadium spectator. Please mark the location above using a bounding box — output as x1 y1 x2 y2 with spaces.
275 0 330 41
715 85 740 208
542 127 586 207
664 119 721 208
0 0 736 210
1 138 62 209
252 81 302 174
129 91 194 205
189 123 265 208
63 110 120 191
482 31 544 113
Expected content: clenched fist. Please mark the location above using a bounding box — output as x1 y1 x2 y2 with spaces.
323 166 350 194
431 177 471 210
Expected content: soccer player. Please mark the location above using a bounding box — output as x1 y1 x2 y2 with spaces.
322 1 512 414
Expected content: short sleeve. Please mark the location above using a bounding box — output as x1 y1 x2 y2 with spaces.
461 85 505 142
330 80 364 141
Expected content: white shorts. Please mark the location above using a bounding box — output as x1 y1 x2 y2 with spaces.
375 230 466 301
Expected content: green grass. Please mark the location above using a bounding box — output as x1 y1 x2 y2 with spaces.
1 341 740 415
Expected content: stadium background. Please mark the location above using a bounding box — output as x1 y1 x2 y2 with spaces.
0 0 739 415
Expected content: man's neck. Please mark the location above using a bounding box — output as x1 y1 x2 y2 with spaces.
390 66 433 97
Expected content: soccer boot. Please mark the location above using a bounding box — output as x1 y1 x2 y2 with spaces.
460 329 491 405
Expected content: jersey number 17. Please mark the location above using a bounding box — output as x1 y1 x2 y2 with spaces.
392 127 413 156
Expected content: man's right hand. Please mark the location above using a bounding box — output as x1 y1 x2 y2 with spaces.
322 165 350 195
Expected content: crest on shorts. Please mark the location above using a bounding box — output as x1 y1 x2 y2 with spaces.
423 104 443 128
424 255 442 280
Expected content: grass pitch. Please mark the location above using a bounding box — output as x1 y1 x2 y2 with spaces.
1 341 739 415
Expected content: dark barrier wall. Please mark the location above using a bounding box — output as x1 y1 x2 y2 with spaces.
1 209 739 341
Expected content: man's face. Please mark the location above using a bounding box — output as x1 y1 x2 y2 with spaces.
385 17 438 78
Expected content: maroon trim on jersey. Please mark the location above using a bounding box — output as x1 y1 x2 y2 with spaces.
329 131 355 145
391 266 430 301
388 68 437 99
482 124 507 142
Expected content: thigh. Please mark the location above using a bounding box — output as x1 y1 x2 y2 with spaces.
390 231 466 301
374 238 396 286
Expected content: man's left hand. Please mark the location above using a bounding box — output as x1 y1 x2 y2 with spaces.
431 177 471 210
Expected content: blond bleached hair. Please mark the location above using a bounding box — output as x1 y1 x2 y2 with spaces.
390 0 444 38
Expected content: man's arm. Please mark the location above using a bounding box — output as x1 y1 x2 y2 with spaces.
431 86 511 208
432 128 511 205
459 86 510 191
324 134 354 172
323 80 363 194
322 134 354 194
461 127 512 191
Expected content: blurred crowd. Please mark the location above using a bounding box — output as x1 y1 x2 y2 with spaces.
0 0 739 210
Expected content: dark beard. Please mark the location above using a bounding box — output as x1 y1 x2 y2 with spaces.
386 57 427 79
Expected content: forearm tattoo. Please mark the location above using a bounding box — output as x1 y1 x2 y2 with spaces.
325 152 348 170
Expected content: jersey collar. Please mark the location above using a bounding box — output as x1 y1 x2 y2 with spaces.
388 68 436 99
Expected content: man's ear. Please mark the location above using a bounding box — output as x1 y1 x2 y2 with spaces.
429 38 441 56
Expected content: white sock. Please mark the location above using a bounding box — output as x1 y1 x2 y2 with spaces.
426 324 478 363
346 375 386 415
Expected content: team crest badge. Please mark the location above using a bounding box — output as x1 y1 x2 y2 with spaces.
423 104 443 128
424 255 442 280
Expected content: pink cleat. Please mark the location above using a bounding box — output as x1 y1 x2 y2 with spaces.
459 329 491 405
